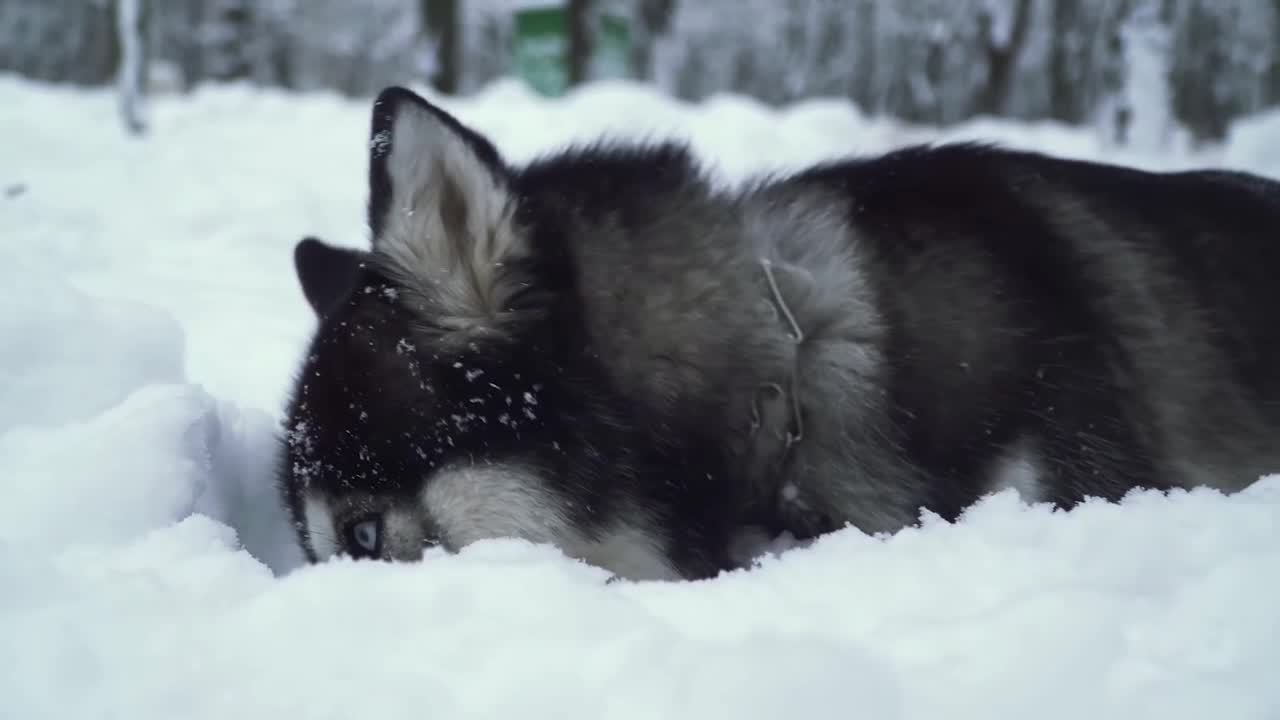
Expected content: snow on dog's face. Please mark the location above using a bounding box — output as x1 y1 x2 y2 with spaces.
276 87 612 567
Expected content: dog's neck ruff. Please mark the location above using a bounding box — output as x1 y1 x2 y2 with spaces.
750 258 805 459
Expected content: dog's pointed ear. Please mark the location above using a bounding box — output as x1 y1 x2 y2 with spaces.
363 86 539 338
293 236 368 317
365 86 507 246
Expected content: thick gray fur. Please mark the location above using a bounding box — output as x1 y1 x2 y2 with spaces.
278 86 1280 580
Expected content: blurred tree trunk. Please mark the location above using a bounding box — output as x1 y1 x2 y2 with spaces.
845 0 877 117
1268 0 1280 106
421 0 459 94
565 0 593 87
116 0 149 136
1049 0 1084 121
1047 0 1134 125
567 0 592 87
1168 0 1244 143
976 0 1033 116
205 0 252 81
150 0 203 91
631 0 676 81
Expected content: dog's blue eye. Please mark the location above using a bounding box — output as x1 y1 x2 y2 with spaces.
346 518 380 557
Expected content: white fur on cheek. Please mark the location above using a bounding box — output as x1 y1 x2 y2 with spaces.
422 464 566 548
381 505 428 562
303 495 339 560
422 463 680 581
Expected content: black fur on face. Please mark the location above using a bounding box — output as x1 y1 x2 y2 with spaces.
278 239 728 571
283 268 560 546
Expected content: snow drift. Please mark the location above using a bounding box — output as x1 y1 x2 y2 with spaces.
1 74 1279 719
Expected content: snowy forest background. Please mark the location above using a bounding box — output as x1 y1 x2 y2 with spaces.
3 0 1280 148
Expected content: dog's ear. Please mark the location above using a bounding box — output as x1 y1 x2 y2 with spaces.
366 86 505 242
293 236 367 317
363 86 539 339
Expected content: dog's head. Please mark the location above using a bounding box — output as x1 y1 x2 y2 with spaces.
276 87 693 579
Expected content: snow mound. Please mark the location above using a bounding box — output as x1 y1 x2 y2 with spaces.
1224 107 1280 180
2 73 1280 718
1 482 1277 719
0 256 184 433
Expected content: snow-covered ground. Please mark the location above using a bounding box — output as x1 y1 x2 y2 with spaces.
2 73 1279 719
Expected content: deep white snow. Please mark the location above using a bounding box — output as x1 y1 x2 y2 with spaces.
1 74 1279 719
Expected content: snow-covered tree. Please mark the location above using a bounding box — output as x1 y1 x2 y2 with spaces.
420 0 459 93
116 0 149 136
1168 0 1278 142
4 0 1280 144
0 0 120 86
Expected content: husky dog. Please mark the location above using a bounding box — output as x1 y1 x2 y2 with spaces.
277 85 1280 581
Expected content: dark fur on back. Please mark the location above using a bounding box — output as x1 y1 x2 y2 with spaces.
277 86 1280 580
791 144 1280 518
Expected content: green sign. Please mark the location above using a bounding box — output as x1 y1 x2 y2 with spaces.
513 6 570 97
512 4 633 97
